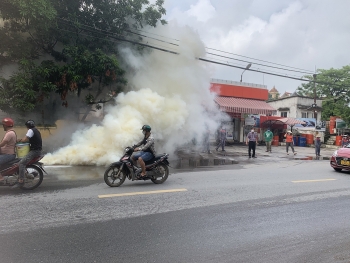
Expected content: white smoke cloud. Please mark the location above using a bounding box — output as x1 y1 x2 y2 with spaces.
43 22 226 166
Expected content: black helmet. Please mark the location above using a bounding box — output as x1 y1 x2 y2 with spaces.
25 120 35 128
141 124 151 132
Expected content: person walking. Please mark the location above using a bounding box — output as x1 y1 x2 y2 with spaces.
246 128 258 158
284 131 296 155
216 126 226 152
315 135 321 157
264 128 273 153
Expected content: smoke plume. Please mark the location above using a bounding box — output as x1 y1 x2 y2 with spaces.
43 23 225 166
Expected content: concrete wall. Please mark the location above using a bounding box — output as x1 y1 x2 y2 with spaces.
267 96 322 123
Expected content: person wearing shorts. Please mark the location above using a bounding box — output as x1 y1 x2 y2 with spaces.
133 125 156 177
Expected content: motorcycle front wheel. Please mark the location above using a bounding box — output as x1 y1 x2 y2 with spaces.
104 165 126 187
151 163 169 184
20 165 44 190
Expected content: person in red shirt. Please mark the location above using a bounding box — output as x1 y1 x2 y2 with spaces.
341 135 349 148
284 131 296 155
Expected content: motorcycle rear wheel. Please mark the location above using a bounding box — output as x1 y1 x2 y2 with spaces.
20 165 44 190
104 165 126 187
151 164 169 184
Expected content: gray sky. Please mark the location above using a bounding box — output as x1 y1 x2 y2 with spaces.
161 0 350 94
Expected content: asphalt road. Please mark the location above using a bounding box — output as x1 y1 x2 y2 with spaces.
1 159 350 263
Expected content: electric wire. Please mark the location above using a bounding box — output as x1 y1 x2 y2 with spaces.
55 23 350 89
56 25 179 55
57 18 179 47
58 17 316 75
206 47 315 74
206 52 313 75
206 55 306 80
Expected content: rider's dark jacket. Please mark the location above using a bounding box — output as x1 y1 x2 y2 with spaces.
29 128 42 151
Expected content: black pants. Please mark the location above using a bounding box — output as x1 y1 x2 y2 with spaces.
248 141 256 157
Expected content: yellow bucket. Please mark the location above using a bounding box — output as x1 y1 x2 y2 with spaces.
16 143 30 158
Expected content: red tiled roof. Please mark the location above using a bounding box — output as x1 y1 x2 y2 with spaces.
214 96 277 115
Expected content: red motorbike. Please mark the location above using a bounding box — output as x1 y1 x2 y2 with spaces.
0 155 47 190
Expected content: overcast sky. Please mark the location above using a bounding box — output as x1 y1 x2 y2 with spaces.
161 0 350 94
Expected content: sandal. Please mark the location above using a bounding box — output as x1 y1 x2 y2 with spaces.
140 173 146 177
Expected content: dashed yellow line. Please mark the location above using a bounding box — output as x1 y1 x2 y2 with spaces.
292 179 336 183
98 188 187 198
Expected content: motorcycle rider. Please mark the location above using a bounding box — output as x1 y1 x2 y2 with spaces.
13 120 42 188
0 118 17 181
133 125 156 177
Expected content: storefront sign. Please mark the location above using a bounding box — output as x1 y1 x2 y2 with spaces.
245 114 260 127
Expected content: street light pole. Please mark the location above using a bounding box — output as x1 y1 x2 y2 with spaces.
240 63 252 82
313 74 317 120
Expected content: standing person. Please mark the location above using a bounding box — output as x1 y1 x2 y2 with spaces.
215 126 226 152
13 120 42 188
341 135 348 148
315 135 321 157
133 125 156 177
202 125 211 154
0 118 17 181
284 131 296 155
246 128 258 158
264 128 273 153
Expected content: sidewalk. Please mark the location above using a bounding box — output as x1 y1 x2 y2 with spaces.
173 142 338 169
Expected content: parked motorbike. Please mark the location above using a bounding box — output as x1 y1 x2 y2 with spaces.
0 155 47 190
104 146 170 187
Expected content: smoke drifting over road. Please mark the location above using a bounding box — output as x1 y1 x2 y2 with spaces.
43 23 225 165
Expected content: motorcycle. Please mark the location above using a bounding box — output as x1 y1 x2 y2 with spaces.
104 146 170 187
0 155 47 190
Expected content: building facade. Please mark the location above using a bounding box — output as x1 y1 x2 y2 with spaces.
266 94 322 123
211 79 277 142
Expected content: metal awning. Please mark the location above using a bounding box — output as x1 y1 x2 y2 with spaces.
214 96 277 115
260 117 306 128
277 118 306 126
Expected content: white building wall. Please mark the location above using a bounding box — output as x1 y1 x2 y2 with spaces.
267 96 322 123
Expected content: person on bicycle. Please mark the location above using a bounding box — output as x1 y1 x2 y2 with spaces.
133 125 156 177
13 120 42 188
0 118 17 181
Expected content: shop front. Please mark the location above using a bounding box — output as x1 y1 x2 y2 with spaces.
211 79 277 142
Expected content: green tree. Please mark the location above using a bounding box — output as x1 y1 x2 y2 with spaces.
0 0 166 121
297 65 350 124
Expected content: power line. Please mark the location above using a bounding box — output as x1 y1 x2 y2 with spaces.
58 17 318 75
56 24 350 90
57 18 179 47
56 26 179 55
199 58 312 82
205 55 307 81
206 47 315 74
206 52 312 75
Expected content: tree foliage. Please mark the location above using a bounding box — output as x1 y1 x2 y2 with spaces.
297 65 350 124
0 0 166 120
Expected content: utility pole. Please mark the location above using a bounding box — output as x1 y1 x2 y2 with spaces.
313 74 317 121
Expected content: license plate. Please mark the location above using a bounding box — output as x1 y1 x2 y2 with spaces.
340 160 350 165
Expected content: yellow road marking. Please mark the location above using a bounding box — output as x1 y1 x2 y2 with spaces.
292 179 336 183
98 188 187 198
